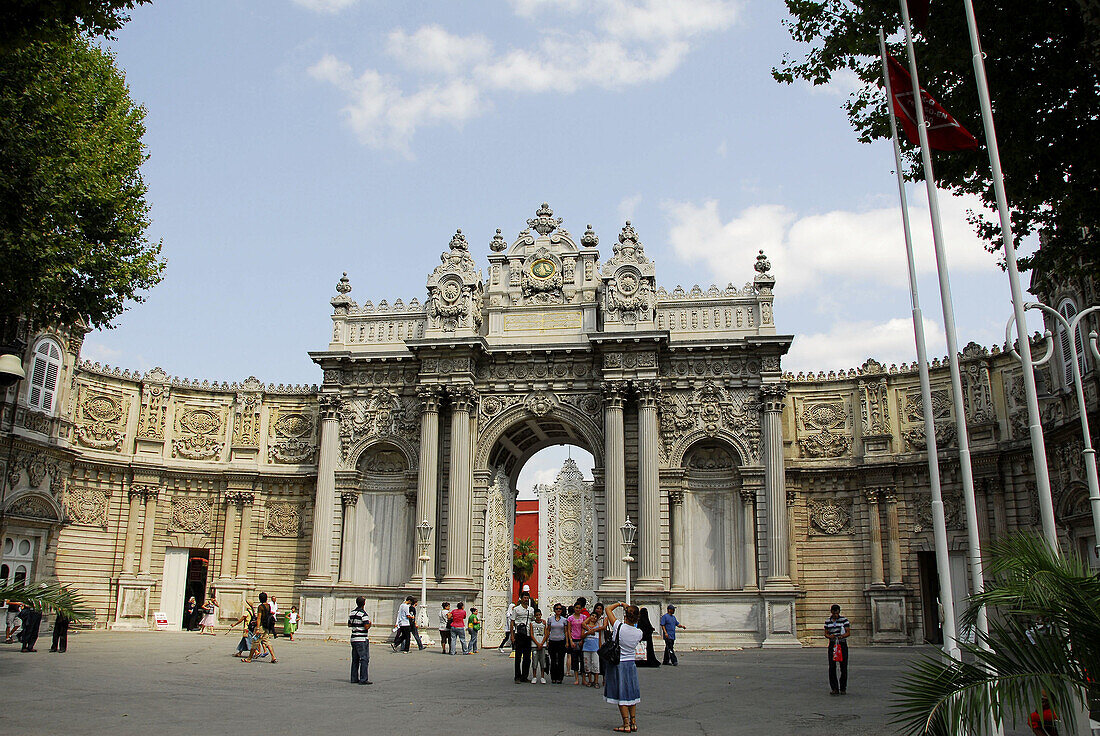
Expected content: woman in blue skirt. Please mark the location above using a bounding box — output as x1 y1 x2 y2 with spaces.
604 602 644 732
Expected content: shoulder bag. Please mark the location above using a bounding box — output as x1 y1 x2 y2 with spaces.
598 621 622 663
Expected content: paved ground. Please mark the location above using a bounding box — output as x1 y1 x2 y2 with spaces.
0 632 1030 736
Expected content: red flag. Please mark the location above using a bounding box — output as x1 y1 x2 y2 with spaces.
907 0 930 30
886 53 979 151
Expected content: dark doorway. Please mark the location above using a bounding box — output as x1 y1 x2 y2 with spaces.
917 551 943 645
184 549 209 630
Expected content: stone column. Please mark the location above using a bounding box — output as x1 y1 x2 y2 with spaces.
122 488 143 574
235 493 254 580
884 490 903 585
138 488 158 575
445 386 475 584
220 497 238 579
415 385 441 579
307 394 342 580
669 490 685 589
739 488 758 589
635 379 661 585
866 489 885 587
786 490 798 583
602 382 627 582
339 492 358 583
761 384 791 585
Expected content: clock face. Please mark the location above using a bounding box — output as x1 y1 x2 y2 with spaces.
531 259 555 279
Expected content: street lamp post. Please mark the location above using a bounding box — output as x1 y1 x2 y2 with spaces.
1007 303 1100 557
620 517 637 606
415 519 433 633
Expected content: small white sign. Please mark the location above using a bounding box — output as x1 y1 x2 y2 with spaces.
153 612 169 630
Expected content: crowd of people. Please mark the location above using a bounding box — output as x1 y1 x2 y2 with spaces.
3 600 69 653
221 591 300 664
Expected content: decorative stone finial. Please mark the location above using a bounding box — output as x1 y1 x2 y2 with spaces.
527 202 562 236
489 228 507 252
450 228 469 251
619 221 641 247
336 271 352 294
581 224 599 248
754 250 772 275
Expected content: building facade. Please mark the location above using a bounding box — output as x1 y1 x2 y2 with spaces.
1 204 1096 647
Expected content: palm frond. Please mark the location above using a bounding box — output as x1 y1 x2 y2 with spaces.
0 579 90 621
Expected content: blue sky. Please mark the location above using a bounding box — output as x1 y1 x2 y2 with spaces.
84 0 1037 394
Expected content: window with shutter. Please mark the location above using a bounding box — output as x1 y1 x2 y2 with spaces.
25 337 64 415
1056 299 1087 388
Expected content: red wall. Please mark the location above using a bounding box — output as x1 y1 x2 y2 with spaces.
512 499 539 601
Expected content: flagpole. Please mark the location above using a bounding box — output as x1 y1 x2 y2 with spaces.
956 0 1058 553
878 27 959 660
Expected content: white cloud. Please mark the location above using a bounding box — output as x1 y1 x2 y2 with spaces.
785 317 946 373
386 25 492 76
803 68 863 98
618 194 642 221
310 0 742 150
662 188 994 294
308 55 482 155
292 0 358 13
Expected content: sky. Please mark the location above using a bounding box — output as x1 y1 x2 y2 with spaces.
80 1 1040 483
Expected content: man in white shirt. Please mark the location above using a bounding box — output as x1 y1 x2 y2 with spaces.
497 600 516 652
510 592 534 683
392 596 412 652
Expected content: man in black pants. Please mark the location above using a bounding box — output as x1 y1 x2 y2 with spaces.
17 605 42 652
824 604 850 695
49 612 70 652
510 592 534 683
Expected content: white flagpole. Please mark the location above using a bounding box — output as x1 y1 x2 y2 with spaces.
878 27 959 660
957 0 1058 552
897 4 1002 732
959 7 1092 733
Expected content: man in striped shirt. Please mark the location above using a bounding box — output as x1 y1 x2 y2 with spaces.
824 604 850 695
349 596 372 685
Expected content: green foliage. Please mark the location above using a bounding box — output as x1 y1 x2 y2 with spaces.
891 533 1100 735
0 1 152 48
0 33 164 329
0 578 92 621
513 538 537 585
773 1 1100 283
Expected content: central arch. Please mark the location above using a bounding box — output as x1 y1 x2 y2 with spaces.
475 404 604 641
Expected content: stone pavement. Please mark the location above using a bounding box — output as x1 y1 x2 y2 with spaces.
0 632 1030 736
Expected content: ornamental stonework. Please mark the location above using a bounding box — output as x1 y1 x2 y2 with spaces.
170 497 212 532
901 388 955 451
795 396 851 459
136 380 169 440
232 383 262 447
64 487 110 527
172 406 226 461
808 498 852 535
264 502 303 537
268 409 317 465
338 389 418 463
74 389 129 452
659 382 760 462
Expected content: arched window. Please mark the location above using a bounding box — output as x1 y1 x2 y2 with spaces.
1057 299 1087 388
26 337 63 415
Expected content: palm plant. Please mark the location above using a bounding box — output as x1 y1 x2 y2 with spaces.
892 533 1099 735
0 578 90 621
513 538 537 588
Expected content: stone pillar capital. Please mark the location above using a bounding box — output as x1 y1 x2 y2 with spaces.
634 379 661 406
785 489 797 507
758 383 788 412
668 489 684 505
417 385 443 412
129 485 159 501
863 488 883 504
448 385 477 412
739 488 757 505
602 381 628 408
881 488 898 504
319 393 343 420
340 491 359 507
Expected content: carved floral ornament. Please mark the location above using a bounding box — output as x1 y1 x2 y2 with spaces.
338 390 418 463
170 497 212 533
426 229 483 333
808 498 852 535
264 501 303 537
64 487 110 527
659 382 761 464
75 391 128 452
172 406 226 461
797 398 852 459
902 388 956 451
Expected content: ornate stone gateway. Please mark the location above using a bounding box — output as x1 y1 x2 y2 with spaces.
304 204 799 646
537 458 597 611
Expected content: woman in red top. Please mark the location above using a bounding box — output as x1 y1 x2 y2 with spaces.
450 601 469 655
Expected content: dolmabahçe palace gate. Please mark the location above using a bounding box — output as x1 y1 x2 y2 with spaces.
3 204 1097 648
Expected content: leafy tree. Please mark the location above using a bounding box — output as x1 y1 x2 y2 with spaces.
0 33 164 330
0 578 91 621
1 1 152 49
773 1 1100 285
891 533 1099 735
513 538 537 587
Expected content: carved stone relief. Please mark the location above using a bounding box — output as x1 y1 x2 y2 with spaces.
483 468 513 638
170 497 212 532
807 498 852 535
136 382 169 440
425 229 483 333
338 390 418 464
172 406 226 461
659 382 760 463
268 409 317 464
539 458 596 595
74 389 129 452
901 388 956 451
602 222 656 326
859 379 890 435
264 501 303 537
64 487 110 527
963 363 995 424
913 489 964 532
796 398 852 458
6 494 57 520
232 386 262 447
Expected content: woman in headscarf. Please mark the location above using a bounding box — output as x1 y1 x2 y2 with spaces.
636 607 661 668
